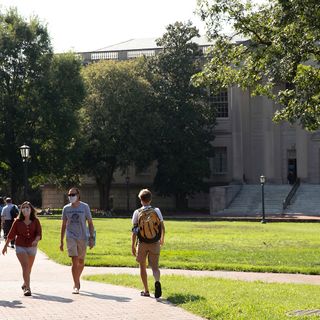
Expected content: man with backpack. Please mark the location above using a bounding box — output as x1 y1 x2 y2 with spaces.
1 197 18 248
131 189 165 298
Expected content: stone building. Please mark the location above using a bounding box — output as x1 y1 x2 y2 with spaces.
41 37 316 212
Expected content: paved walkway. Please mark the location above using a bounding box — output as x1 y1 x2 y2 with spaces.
1 247 320 320
0 248 203 320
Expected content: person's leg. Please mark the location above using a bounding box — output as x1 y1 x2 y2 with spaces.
16 252 31 290
148 242 161 298
75 240 86 290
71 256 81 290
136 242 149 294
139 261 149 293
77 258 85 288
148 242 161 281
3 220 10 240
27 255 36 284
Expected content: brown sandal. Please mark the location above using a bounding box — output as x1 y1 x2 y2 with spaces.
140 291 150 297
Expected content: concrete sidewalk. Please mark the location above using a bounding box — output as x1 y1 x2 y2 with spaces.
0 248 203 320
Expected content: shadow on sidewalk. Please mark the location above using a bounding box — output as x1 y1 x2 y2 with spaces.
81 291 131 302
0 300 24 309
31 293 73 303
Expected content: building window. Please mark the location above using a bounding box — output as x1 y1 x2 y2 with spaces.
211 147 227 174
210 90 228 118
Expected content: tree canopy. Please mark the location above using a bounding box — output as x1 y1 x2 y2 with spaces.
80 59 158 210
0 9 84 201
146 21 216 208
195 0 320 130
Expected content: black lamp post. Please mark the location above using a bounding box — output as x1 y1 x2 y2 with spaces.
20 144 30 200
260 175 266 224
125 175 130 213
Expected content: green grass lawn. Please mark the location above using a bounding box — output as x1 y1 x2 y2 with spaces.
39 217 320 274
85 274 320 320
84 274 320 320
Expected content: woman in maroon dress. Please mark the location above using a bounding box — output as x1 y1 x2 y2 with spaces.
2 201 42 296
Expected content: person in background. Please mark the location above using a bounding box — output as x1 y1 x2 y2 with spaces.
60 187 95 294
0 197 5 238
131 188 165 298
2 201 42 296
1 197 18 248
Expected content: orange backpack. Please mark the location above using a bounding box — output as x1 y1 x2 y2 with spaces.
137 207 161 243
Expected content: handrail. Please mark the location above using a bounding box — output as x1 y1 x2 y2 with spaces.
283 178 300 210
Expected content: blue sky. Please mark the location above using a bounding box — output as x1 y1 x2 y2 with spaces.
0 0 266 53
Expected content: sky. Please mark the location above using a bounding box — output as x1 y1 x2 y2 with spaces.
0 0 266 53
0 0 207 53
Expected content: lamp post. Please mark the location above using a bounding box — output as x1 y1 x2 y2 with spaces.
20 145 30 200
260 175 266 224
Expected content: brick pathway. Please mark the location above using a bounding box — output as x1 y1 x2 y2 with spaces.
0 249 203 320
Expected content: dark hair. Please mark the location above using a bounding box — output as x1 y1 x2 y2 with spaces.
18 201 37 221
68 187 81 200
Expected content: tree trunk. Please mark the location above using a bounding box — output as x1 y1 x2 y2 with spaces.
175 193 188 211
96 164 115 211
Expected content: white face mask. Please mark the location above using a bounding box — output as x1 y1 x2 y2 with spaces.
68 195 78 204
22 207 31 216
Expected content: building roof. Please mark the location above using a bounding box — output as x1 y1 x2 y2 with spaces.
95 36 213 52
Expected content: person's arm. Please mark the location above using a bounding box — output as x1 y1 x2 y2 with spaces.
60 219 67 251
131 210 138 256
2 220 17 255
32 219 42 247
87 218 95 249
131 232 137 256
160 221 165 246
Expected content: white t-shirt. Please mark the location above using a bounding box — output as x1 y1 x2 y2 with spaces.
1 204 16 220
62 202 92 240
132 205 163 225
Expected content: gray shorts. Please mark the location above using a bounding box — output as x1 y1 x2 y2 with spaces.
66 238 87 259
16 245 37 256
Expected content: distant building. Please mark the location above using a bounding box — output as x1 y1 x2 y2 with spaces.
42 38 317 212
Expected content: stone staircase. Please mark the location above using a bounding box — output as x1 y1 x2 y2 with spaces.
217 184 292 215
284 184 320 215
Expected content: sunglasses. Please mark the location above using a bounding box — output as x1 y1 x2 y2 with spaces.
68 193 77 197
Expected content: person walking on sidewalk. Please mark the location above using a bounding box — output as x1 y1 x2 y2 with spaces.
131 189 165 298
60 187 95 294
2 201 42 296
1 197 19 248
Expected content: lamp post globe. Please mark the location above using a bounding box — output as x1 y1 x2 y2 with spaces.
260 175 266 224
20 144 30 200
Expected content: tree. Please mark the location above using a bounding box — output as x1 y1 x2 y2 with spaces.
0 8 85 201
146 21 216 209
80 60 158 210
30 53 85 190
0 8 52 199
194 0 320 130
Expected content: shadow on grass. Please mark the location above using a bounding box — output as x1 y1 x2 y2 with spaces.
166 293 205 305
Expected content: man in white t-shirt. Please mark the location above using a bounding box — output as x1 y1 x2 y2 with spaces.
60 187 95 294
131 189 165 298
1 197 18 248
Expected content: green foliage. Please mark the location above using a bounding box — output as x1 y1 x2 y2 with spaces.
80 59 158 209
39 218 320 274
85 274 320 320
195 0 320 130
146 21 216 206
0 8 52 197
0 8 85 200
